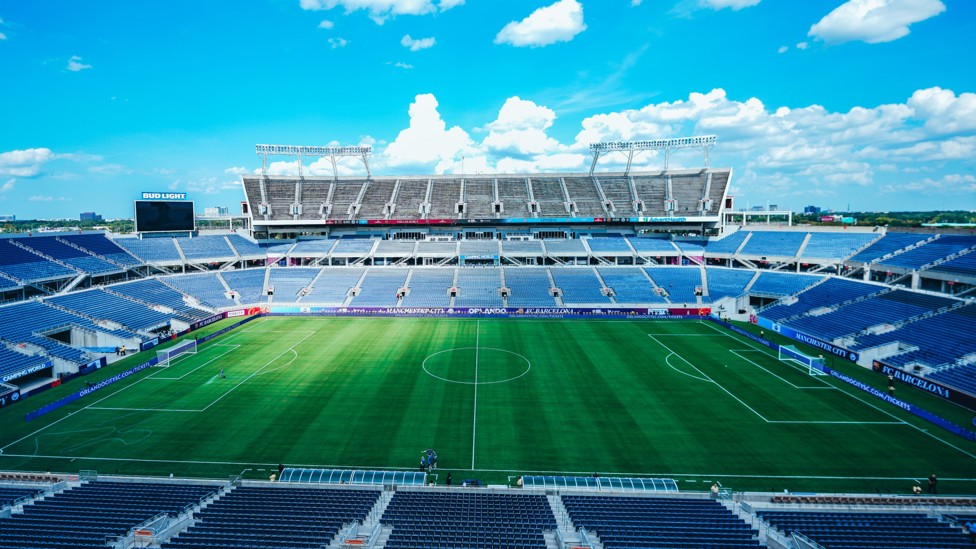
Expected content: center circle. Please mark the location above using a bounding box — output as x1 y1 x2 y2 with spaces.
422 347 531 385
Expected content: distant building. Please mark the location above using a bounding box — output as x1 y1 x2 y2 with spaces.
204 206 229 217
80 212 103 222
804 205 822 215
0 214 15 222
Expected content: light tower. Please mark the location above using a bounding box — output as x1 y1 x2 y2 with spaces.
255 144 373 180
589 135 716 175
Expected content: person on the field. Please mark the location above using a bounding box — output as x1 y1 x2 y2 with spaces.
446 472 452 487
219 368 226 379
928 474 938 494
912 484 922 495
711 484 719 498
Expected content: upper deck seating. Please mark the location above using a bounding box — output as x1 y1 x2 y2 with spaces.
738 231 806 257
18 236 121 275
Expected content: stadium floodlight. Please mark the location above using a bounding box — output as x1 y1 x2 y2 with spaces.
589 135 716 175
255 144 373 179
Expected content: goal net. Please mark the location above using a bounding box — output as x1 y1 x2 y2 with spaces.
778 345 828 376
155 339 197 368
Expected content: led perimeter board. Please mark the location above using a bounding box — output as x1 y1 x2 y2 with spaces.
134 200 195 233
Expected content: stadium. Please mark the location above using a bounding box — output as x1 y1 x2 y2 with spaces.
1 136 975 548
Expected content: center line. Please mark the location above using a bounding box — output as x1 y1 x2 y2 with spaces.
472 319 479 470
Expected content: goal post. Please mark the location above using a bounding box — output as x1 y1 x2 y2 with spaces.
778 345 828 376
155 339 197 368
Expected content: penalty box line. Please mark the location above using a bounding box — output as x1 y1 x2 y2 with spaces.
88 332 314 414
698 322 976 460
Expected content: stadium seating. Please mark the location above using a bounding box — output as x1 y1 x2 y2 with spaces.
175 235 236 261
748 272 822 297
0 486 42 508
877 236 976 270
220 269 267 305
162 486 380 549
758 509 974 548
110 279 211 319
224 233 266 257
459 239 500 257
455 268 503 307
0 273 19 290
704 230 749 255
382 491 556 549
268 268 320 301
501 240 545 256
504 267 557 307
930 361 976 397
585 236 632 254
550 267 611 304
62 233 143 266
18 236 122 275
598 267 665 304
0 239 78 282
290 239 337 255
930 251 976 278
303 268 363 305
0 480 220 549
115 237 183 263
706 267 756 301
375 239 418 256
332 238 377 255
628 237 680 255
543 239 587 256
163 273 238 308
48 289 182 331
0 301 124 364
401 268 454 307
849 232 931 263
760 277 887 321
802 232 878 260
350 269 408 307
563 495 761 548
645 266 702 303
858 304 976 371
0 347 50 383
785 290 956 341
738 231 807 257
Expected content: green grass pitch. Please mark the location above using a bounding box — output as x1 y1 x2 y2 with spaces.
1 316 974 494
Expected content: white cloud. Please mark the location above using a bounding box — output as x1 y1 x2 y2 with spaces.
382 93 472 172
777 45 788 53
809 0 946 44
795 41 808 50
631 0 643 5
483 97 561 157
299 0 463 24
906 87 976 134
225 166 249 175
1 179 14 192
0 148 56 177
393 61 414 69
401 34 436 51
328 37 348 48
495 0 586 48
318 19 335 28
67 55 92 72
0 32 7 41
700 0 762 9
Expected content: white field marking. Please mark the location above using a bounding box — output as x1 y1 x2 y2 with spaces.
472 320 479 470
90 333 312 413
648 334 770 423
4 451 974 483
1 330 313 452
664 353 712 383
729 350 834 390
254 349 299 376
149 345 240 380
421 347 531 385
698 321 976 459
646 333 727 336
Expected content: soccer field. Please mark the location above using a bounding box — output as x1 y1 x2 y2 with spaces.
2 316 974 493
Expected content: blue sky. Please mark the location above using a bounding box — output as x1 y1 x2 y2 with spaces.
1 0 974 219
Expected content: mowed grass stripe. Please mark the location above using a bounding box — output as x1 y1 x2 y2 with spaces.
1 316 973 493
